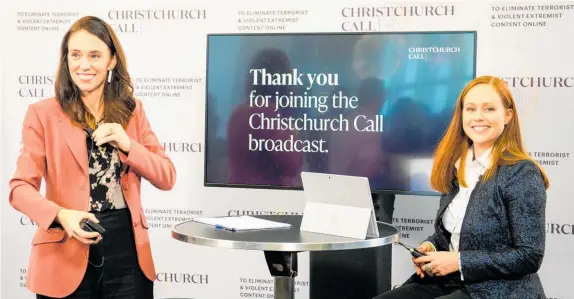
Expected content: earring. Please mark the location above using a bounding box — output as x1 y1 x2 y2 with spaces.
107 70 113 83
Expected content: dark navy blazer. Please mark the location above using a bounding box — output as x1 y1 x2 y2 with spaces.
405 159 547 299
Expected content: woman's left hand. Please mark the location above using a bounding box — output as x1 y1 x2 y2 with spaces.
92 123 131 153
413 251 460 277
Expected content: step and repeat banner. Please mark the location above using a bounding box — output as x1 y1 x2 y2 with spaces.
0 22 4 298
1 0 573 298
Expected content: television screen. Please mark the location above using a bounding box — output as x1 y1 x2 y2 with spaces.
204 31 477 195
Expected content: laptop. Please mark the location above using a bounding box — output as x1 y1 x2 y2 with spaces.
300 171 380 238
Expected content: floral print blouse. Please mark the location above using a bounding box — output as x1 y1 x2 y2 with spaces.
85 130 127 212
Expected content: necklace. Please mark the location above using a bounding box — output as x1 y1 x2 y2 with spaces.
96 116 105 126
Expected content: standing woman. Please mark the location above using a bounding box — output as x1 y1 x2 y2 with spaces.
9 16 176 298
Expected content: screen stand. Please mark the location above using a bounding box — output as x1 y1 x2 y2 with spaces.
309 193 395 299
372 192 395 223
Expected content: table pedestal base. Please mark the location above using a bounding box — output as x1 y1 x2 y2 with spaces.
273 277 295 299
264 251 298 299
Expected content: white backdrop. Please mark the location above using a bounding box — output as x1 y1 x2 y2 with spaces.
0 3 4 296
1 0 573 298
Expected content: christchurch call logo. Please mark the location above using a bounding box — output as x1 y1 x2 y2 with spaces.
503 76 574 120
18 75 54 99
106 9 207 33
340 5 455 32
161 142 202 153
546 222 574 235
407 46 461 68
156 272 209 284
20 215 37 226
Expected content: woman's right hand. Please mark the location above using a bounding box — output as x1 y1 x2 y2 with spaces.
413 242 434 278
56 209 101 244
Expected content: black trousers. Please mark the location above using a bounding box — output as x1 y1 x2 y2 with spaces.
373 275 471 299
37 209 153 299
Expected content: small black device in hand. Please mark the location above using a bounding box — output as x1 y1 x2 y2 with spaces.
82 220 106 235
395 241 426 258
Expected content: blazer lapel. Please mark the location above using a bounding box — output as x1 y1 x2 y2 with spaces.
433 186 458 250
124 117 137 141
437 182 459 219
56 109 137 177
58 116 89 177
437 194 454 225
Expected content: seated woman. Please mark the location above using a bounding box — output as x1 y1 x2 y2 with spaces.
373 76 549 299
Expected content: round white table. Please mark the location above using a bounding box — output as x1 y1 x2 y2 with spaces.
172 215 399 299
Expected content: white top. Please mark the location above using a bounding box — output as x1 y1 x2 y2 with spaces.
442 145 492 252
441 146 492 280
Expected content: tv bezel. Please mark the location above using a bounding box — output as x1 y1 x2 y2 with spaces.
203 30 478 196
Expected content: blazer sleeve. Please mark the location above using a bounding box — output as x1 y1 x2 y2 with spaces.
9 105 63 230
459 160 546 282
119 101 176 190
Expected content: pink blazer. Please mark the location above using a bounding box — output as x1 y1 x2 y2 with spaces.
9 97 176 298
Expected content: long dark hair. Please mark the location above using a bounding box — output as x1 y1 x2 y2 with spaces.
55 16 135 129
